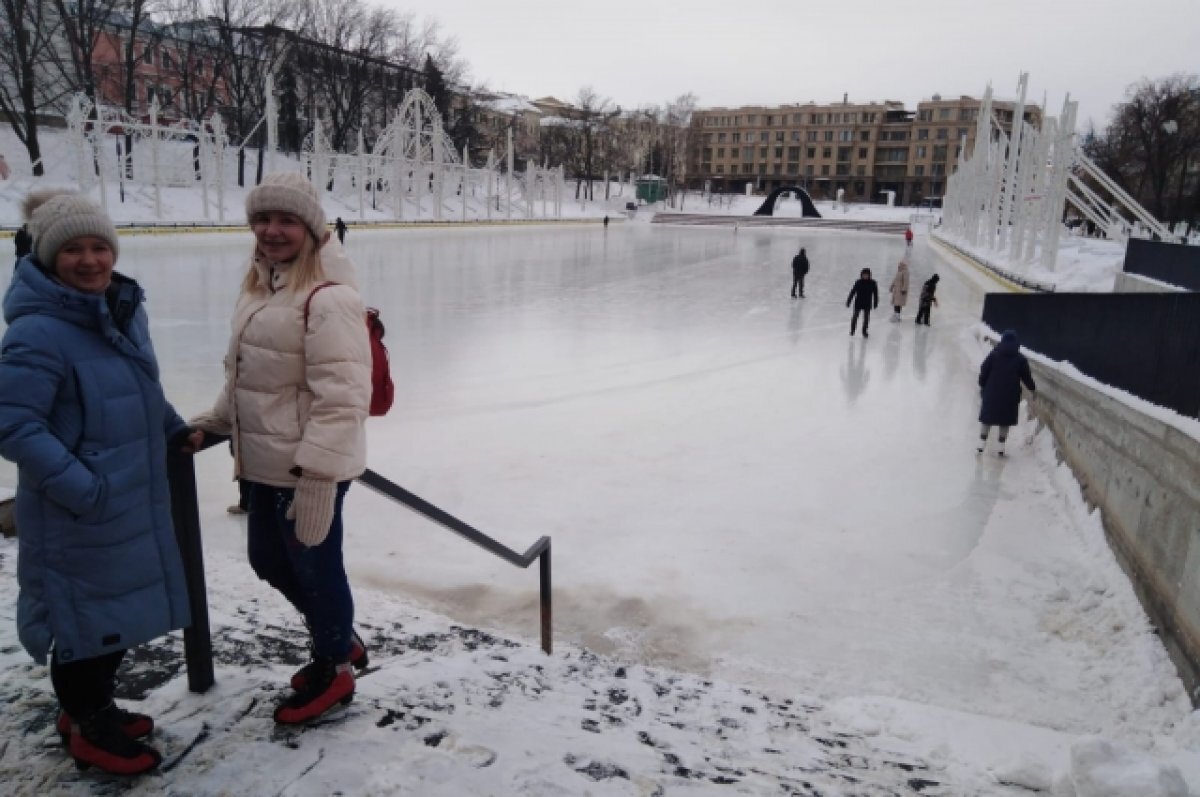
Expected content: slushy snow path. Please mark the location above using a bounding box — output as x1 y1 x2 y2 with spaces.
0 223 1196 793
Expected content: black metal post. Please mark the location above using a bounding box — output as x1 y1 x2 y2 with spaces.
166 451 215 693
539 542 552 655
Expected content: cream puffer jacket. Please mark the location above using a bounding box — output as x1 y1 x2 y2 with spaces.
194 243 371 486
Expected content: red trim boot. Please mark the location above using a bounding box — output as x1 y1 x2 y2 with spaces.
274 658 355 725
291 630 368 691
57 705 154 745
69 704 162 776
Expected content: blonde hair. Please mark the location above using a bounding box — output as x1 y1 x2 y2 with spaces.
239 231 327 295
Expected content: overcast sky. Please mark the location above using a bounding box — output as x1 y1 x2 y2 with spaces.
383 0 1199 130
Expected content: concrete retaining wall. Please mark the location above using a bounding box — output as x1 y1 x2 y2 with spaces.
1029 359 1200 699
1113 272 1188 293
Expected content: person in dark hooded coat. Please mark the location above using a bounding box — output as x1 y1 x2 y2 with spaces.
977 329 1036 455
845 267 878 337
791 248 809 298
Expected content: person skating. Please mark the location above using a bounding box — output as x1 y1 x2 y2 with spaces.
915 274 939 325
190 173 372 725
0 190 200 775
13 222 32 262
791 247 809 298
888 260 909 321
977 329 1037 455
904 227 914 248
845 268 879 338
334 216 348 245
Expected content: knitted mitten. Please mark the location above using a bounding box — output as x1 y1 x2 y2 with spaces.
286 477 337 547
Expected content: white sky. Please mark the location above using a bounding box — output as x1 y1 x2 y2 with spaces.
384 0 1200 129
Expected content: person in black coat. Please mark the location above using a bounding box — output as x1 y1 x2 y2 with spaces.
915 273 939 325
845 267 879 337
791 247 809 298
13 223 32 262
977 329 1036 455
334 217 348 244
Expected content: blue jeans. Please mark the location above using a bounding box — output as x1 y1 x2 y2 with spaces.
246 481 355 661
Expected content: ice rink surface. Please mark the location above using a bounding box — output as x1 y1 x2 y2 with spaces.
1 222 1174 739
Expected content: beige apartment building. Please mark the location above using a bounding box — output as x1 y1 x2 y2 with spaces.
689 94 1041 206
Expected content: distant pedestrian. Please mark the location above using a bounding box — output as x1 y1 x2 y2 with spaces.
603 215 609 228
13 223 32 261
845 267 879 338
0 154 10 180
888 260 909 321
915 274 939 326
977 329 1036 456
791 247 809 298
334 217 348 245
904 227 913 248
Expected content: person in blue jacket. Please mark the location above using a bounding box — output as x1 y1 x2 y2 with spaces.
977 329 1037 455
0 190 201 776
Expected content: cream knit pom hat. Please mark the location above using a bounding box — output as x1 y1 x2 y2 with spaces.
245 172 327 239
22 189 119 266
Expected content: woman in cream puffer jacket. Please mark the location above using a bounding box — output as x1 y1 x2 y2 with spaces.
192 172 371 725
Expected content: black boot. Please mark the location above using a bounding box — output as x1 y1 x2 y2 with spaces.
70 703 161 776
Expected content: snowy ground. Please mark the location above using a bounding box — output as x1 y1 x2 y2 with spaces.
0 127 1197 794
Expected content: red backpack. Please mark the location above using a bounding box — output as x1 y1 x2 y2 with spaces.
304 282 395 416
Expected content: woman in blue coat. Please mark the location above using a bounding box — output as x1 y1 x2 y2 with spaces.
0 191 199 775
977 329 1036 455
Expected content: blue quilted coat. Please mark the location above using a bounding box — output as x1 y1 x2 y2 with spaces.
0 257 190 665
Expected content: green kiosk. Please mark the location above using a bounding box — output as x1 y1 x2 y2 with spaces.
635 176 669 204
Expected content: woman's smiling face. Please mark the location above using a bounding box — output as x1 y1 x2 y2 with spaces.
250 211 309 262
54 236 115 294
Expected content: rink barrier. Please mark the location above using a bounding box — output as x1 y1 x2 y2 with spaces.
930 232 1056 293
168 443 552 692
1010 344 1200 701
1122 238 1200 292
0 217 614 239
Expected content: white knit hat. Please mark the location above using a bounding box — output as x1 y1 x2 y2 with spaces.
22 189 119 266
245 172 327 239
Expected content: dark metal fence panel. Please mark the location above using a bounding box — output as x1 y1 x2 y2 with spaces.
981 292 1200 418
1123 239 1200 291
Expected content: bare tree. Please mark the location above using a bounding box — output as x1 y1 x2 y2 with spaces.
1084 74 1200 223
574 86 619 200
50 0 125 105
0 0 68 175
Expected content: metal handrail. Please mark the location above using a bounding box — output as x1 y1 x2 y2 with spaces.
167 445 552 694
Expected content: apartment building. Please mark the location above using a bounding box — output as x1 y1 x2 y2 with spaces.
689 94 1041 206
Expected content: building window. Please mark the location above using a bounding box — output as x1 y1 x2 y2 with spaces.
701 163 711 172
791 130 800 142
936 128 948 140
860 130 870 141
918 128 929 140
822 147 831 158
162 51 173 69
730 165 739 175
793 113 803 124
805 165 814 176
821 165 830 176
938 108 951 120
759 147 768 158
806 131 818 142
718 132 726 143
743 147 753 160
807 147 815 158
932 181 942 194
766 115 775 126
957 128 968 140
915 145 927 158
836 164 849 175
787 147 800 161
702 148 712 161
915 165 925 176
775 131 785 142
823 130 834 142
142 48 153 64
787 163 799 175
856 166 865 176
858 147 867 159
918 109 931 121
837 146 851 161
932 163 946 175
732 132 740 143
774 147 783 159
933 145 947 161
773 164 782 175
839 130 852 142
746 114 757 124
716 148 725 158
